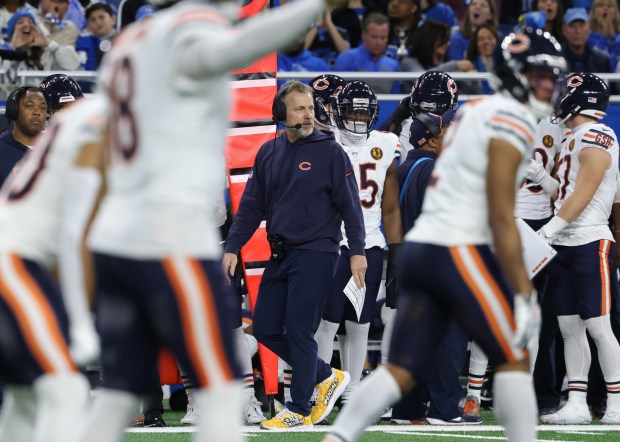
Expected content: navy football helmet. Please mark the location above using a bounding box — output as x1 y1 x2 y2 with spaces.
39 74 83 115
552 72 609 124
492 27 566 116
334 81 379 136
310 74 346 126
409 71 459 117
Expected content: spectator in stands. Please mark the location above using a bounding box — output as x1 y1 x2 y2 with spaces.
386 0 421 60
331 0 386 49
588 0 620 70
464 24 499 94
449 0 497 61
533 0 565 43
0 86 47 186
562 7 611 73
419 0 457 27
0 0 36 39
334 12 401 93
3 9 80 76
76 2 116 70
401 20 473 91
305 8 350 67
36 0 80 47
278 35 330 82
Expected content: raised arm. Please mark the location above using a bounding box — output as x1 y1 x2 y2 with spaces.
177 0 325 76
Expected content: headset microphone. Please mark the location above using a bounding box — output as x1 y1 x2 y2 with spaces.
283 123 302 129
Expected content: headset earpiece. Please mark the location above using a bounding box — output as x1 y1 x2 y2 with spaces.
5 87 27 121
272 87 287 123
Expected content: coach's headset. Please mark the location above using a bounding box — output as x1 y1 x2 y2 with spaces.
5 86 51 121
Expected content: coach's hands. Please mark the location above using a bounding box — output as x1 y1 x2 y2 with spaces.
222 252 238 285
350 254 367 289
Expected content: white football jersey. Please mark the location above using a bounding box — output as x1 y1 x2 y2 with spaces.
515 116 565 220
0 97 106 267
552 121 619 246
88 0 322 259
338 130 400 249
407 94 536 246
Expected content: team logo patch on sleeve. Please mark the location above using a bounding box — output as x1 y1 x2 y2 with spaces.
569 139 576 152
543 135 554 148
371 147 383 160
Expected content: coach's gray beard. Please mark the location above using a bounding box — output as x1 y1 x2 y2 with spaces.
298 126 314 138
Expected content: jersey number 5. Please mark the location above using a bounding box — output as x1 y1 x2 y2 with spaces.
359 163 378 208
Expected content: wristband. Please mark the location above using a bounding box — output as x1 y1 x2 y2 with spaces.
541 215 568 238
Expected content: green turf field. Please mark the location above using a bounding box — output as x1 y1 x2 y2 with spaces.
124 409 620 441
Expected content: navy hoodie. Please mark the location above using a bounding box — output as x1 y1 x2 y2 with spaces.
225 129 365 256
397 148 437 233
0 128 29 187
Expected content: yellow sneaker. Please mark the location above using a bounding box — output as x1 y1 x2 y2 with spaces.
260 408 312 431
310 368 351 424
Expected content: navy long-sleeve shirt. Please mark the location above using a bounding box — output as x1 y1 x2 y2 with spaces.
225 129 366 256
0 128 29 188
397 148 438 233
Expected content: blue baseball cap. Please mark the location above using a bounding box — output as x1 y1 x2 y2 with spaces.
409 109 455 148
564 8 589 25
135 4 157 21
7 9 36 40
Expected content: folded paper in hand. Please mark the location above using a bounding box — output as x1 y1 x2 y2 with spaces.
517 218 557 279
343 276 366 321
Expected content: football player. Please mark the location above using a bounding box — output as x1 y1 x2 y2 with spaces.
536 73 620 425
314 80 402 401
324 27 567 442
38 74 83 117
79 0 332 439
310 73 346 131
0 96 104 442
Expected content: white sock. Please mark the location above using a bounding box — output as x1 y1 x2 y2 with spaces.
494 371 537 442
467 341 488 400
195 382 244 442
33 373 90 442
342 321 370 398
558 315 591 388
584 315 620 384
316 320 339 362
380 308 396 364
179 363 196 410
75 388 139 442
233 326 255 410
0 384 37 442
329 366 402 442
